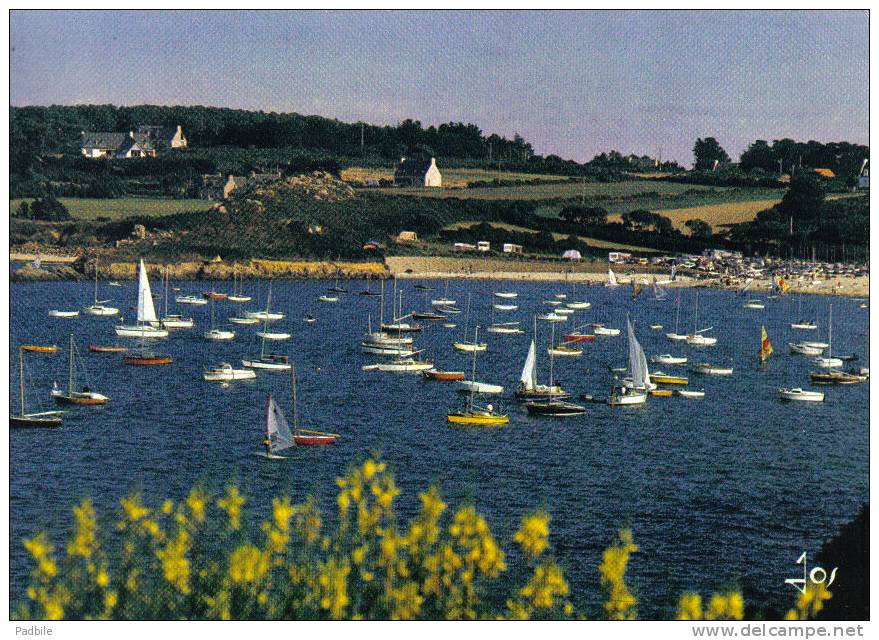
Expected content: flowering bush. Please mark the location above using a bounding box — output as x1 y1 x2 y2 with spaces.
15 457 827 621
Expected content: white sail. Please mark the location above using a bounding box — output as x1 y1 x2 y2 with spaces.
136 259 158 323
520 339 538 390
627 317 650 389
608 269 618 286
266 395 296 452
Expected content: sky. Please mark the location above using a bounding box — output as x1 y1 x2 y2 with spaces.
9 10 869 165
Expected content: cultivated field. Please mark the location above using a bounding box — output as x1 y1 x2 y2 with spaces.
341 166 571 188
369 179 725 200
647 191 865 232
10 197 211 221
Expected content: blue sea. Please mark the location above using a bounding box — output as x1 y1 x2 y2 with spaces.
8 278 869 618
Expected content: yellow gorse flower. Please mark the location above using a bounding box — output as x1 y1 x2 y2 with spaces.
156 530 191 594
228 545 269 585
785 582 831 620
676 592 703 620
67 499 97 559
514 511 550 560
217 486 245 531
120 494 149 524
518 560 570 609
186 488 207 524
705 590 745 621
599 528 638 620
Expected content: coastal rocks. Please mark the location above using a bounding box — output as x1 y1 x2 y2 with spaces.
248 171 356 203
11 263 81 282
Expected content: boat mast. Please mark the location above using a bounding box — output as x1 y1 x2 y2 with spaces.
291 363 299 430
533 314 540 385
463 293 471 342
94 261 99 304
548 322 556 402
675 294 681 334
260 281 272 358
379 279 385 328
828 304 833 358
469 326 479 407
19 347 25 417
68 334 74 394
693 292 699 334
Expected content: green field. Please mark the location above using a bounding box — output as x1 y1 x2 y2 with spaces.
342 166 571 188
371 179 732 201
10 197 211 221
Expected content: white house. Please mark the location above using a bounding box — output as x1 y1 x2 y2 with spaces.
477 241 491 252
503 243 523 254
81 125 187 159
393 157 442 187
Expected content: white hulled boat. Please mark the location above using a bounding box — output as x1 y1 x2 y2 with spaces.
115 260 169 338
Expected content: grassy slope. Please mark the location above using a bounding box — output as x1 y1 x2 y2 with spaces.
10 197 211 221
341 166 571 188
367 179 724 200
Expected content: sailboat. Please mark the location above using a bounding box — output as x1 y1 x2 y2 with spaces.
666 294 688 341
652 278 668 301
453 294 487 352
566 278 591 309
51 335 110 405
363 284 415 348
115 260 170 338
685 292 717 346
227 266 253 302
360 274 382 297
448 326 509 426
11 348 64 428
525 323 585 416
242 284 292 370
381 280 422 332
256 365 340 456
605 268 619 288
204 362 257 381
431 282 456 307
158 268 194 328
256 283 291 340
608 317 648 406
790 294 817 330
517 317 568 400
412 288 448 320
812 305 842 368
759 325 774 364
204 298 235 340
245 282 285 320
327 271 348 294
84 261 119 316
487 303 523 334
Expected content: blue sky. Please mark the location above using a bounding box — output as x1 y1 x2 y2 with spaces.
10 10 869 164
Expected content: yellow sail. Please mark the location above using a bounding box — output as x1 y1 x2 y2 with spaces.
759 325 774 362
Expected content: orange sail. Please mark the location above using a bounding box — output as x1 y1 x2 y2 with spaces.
759 325 774 362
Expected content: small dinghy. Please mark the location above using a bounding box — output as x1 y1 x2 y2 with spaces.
89 345 127 353
362 359 435 373
319 295 339 303
538 313 567 322
256 331 291 341
22 344 57 353
176 294 208 306
543 300 563 306
205 329 235 340
691 363 733 376
651 354 687 365
487 322 524 335
49 310 79 318
304 315 317 324
677 389 705 399
649 323 663 330
547 345 583 357
230 316 260 325
495 292 518 299
592 325 620 336
566 301 591 310
423 369 465 381
790 321 818 330
743 299 765 310
493 304 518 311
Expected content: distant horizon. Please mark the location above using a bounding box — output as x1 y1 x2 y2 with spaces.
10 10 868 164
10 99 868 167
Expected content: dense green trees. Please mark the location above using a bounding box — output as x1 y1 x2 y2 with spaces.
693 137 731 171
739 138 868 178
684 218 713 239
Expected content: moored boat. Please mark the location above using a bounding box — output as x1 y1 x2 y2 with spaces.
51 335 110 405
203 363 257 381
22 345 58 353
176 294 208 306
423 369 466 381
778 387 824 402
123 353 173 365
242 354 292 371
677 389 705 399
691 362 734 376
809 370 865 385
48 310 79 318
789 342 824 356
649 372 688 385
89 345 127 353
651 354 687 365
362 359 435 373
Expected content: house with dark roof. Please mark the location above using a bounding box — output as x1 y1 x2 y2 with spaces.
80 125 187 159
393 157 442 188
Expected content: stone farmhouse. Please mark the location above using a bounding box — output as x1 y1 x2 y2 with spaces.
393 157 442 188
80 125 187 159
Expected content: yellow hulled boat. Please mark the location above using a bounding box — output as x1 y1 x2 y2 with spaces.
650 372 689 385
